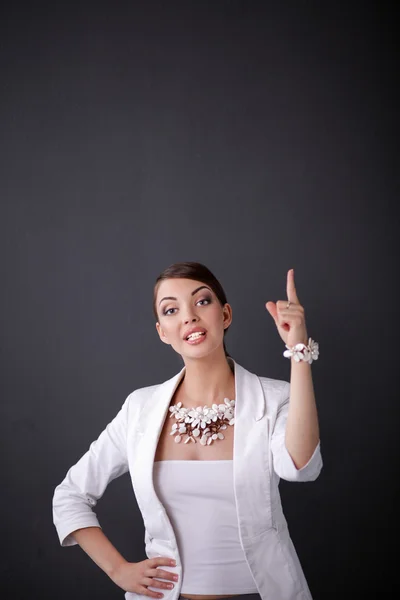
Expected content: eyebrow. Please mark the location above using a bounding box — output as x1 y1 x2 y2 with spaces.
158 285 212 306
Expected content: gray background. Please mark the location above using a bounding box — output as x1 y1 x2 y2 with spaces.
0 2 396 599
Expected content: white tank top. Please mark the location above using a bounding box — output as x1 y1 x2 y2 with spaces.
152 460 258 594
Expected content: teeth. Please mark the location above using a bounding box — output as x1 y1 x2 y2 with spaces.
187 331 205 340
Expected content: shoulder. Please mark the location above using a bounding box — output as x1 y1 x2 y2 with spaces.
258 375 289 394
234 360 290 408
122 368 184 416
257 374 290 408
115 383 161 425
125 382 163 410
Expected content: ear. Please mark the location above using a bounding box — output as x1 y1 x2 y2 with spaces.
222 303 233 329
156 322 171 345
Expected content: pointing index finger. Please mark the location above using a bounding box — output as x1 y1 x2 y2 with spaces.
286 268 299 304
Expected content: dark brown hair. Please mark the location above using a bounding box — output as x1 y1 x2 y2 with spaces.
153 261 231 357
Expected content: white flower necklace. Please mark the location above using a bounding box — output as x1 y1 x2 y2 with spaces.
168 398 236 446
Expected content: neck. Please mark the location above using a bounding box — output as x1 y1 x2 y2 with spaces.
177 350 235 408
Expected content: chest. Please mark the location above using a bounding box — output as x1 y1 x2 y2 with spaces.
129 376 277 545
154 393 235 462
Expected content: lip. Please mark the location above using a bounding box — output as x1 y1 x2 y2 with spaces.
185 331 207 345
183 327 207 341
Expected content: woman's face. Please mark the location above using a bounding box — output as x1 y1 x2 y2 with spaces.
155 278 232 360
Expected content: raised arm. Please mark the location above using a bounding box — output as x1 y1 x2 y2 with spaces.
266 268 322 481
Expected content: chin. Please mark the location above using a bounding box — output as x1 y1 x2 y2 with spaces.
182 342 221 361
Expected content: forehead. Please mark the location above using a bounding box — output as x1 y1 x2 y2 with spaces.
156 278 210 300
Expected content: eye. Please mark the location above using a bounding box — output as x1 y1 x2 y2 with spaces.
162 296 212 316
163 307 176 316
197 296 211 306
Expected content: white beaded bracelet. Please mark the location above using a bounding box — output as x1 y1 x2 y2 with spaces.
283 337 319 364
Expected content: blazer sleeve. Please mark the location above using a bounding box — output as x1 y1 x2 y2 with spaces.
270 382 323 482
52 396 130 547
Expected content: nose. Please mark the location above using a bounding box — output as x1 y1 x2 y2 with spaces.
183 309 199 325
184 314 199 324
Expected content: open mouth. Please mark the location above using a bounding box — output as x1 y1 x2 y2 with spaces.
185 331 207 342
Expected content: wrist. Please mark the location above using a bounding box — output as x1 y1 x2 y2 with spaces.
288 338 308 347
283 337 319 364
287 332 308 347
108 557 129 582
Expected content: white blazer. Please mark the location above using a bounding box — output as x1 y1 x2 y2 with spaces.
53 358 323 600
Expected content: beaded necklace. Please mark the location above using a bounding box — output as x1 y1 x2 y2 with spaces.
168 398 235 446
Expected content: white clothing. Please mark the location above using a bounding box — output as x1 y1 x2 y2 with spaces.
153 460 258 595
52 358 323 600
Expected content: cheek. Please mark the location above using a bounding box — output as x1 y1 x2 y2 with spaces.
162 322 181 340
209 306 225 326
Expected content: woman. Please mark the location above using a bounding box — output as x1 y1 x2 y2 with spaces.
53 261 322 600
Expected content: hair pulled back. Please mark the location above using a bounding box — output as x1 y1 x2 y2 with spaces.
153 262 231 358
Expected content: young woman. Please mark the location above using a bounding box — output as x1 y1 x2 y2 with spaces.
53 261 322 600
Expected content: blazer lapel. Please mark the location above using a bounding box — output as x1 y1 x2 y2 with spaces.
232 360 274 537
130 367 186 512
131 358 267 524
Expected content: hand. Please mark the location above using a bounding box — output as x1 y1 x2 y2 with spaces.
111 557 179 598
265 269 309 348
